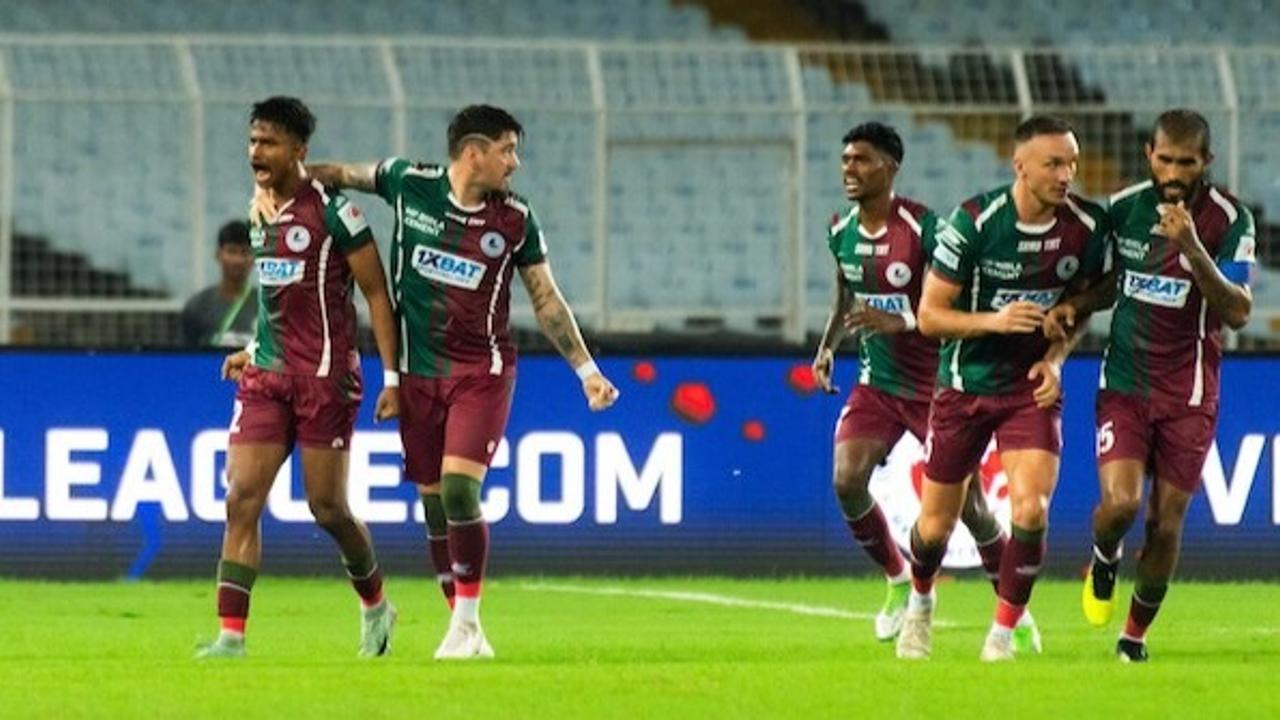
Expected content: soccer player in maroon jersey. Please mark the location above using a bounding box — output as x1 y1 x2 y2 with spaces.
268 105 619 659
1048 110 1254 662
814 122 1039 651
900 116 1109 661
197 97 402 659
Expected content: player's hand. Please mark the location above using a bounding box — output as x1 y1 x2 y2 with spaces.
1043 302 1078 342
1155 202 1202 256
373 386 400 422
248 184 277 228
583 372 619 411
990 301 1045 334
221 350 251 383
1027 359 1063 409
844 305 907 336
811 347 838 394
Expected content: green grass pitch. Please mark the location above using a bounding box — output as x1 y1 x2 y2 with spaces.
2 575 1277 719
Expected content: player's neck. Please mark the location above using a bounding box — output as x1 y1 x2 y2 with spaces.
1010 181 1056 226
265 172 304 208
446 164 487 209
857 192 894 232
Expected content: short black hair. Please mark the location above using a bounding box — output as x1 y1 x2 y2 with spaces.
447 104 523 158
1014 115 1074 143
842 122 904 164
1150 108 1211 155
250 96 316 143
217 219 250 248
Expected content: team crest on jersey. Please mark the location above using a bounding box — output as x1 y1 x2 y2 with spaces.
886 261 913 288
867 435 1010 569
411 246 486 290
1123 270 1191 308
255 258 305 286
285 226 312 253
1056 255 1080 281
480 231 507 259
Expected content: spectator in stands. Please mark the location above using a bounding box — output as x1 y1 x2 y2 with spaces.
181 219 257 347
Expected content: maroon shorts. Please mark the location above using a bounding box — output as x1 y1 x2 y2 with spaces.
924 388 1062 484
399 371 515 486
835 385 930 446
1096 389 1217 493
229 365 362 449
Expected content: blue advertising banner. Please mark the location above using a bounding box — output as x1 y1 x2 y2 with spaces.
0 352 1276 578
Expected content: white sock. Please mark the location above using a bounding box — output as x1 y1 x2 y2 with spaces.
218 629 245 643
888 568 910 585
908 589 935 613
454 596 481 625
988 622 1013 641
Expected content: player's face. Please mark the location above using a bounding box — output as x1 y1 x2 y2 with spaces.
1014 132 1078 207
1147 129 1211 204
472 131 521 192
248 120 306 190
217 243 252 285
841 141 895 202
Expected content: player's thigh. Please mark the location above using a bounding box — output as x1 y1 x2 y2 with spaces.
1149 404 1217 495
923 389 995 486
440 372 516 484
298 445 351 510
225 442 291 512
833 386 909 486
399 374 449 487
999 448 1060 528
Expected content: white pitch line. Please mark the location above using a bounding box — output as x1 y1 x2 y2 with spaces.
520 582 955 627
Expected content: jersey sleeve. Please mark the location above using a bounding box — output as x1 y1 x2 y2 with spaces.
513 206 548 267
931 206 977 283
1215 204 1257 286
1081 206 1111 280
920 209 941 258
325 193 375 254
373 156 412 206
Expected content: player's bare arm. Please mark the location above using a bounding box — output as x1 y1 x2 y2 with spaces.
307 162 378 194
1157 202 1252 329
918 270 1044 339
347 241 401 422
813 266 854 394
1044 271 1117 341
519 261 619 411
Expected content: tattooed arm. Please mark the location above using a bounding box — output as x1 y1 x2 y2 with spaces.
518 261 618 411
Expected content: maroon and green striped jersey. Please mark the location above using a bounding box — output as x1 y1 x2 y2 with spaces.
1101 180 1256 408
827 196 940 401
931 185 1109 395
375 158 547 378
248 179 372 377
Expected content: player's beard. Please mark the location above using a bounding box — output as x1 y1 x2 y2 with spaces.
1154 176 1202 204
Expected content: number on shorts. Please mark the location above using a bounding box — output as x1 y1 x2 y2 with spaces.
229 400 244 434
1096 420 1115 456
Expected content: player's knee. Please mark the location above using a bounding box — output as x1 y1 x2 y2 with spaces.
917 512 957 545
1105 493 1142 525
441 473 483 522
1148 514 1184 548
224 484 267 525
1010 494 1048 530
832 462 871 501
307 497 352 530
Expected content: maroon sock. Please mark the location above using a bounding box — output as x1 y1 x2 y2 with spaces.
1123 582 1168 641
846 504 907 578
909 525 945 595
429 535 457 608
976 532 1007 590
343 552 384 608
447 519 489 598
216 560 256 635
995 526 1045 628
